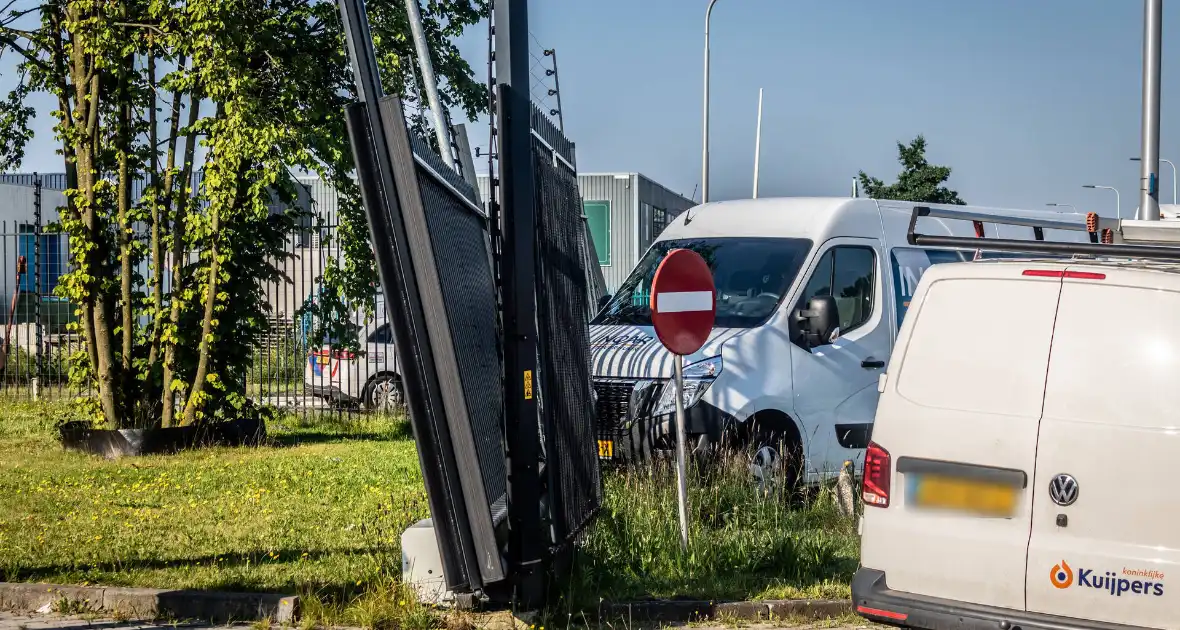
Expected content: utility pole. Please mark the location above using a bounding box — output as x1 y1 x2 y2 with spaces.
752 88 763 199
404 0 456 170
702 0 721 203
1138 0 1162 220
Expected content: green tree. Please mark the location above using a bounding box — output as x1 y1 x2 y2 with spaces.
0 0 488 428
858 135 966 205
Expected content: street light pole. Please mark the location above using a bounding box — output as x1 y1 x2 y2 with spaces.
1083 185 1121 219
753 88 763 199
1131 156 1177 204
702 0 720 203
1138 0 1163 220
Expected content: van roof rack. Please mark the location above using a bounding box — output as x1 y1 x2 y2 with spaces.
907 205 1180 262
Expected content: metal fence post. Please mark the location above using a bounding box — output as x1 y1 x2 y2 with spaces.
33 174 42 402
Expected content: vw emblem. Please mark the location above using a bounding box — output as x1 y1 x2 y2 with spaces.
1049 474 1079 507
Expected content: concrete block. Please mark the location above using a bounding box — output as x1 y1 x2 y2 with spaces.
153 590 292 623
100 587 162 620
0 584 102 614
1 583 299 624
597 597 851 623
717 598 851 621
275 596 299 624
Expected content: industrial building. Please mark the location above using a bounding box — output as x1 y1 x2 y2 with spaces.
478 173 695 292
0 170 695 330
0 179 70 331
0 172 327 333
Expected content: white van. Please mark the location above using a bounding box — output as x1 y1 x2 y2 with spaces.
855 211 1180 629
590 198 1088 483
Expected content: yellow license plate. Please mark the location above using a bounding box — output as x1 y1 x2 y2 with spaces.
910 474 1017 517
597 440 614 458
316 355 329 365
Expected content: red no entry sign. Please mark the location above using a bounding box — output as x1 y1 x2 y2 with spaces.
650 249 716 356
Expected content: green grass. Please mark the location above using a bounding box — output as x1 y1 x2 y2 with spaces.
562 453 860 606
0 398 859 625
0 400 427 602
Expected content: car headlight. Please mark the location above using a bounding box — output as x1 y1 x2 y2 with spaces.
651 356 723 417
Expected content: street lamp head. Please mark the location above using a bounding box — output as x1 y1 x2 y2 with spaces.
1082 185 1097 189
1131 157 1142 161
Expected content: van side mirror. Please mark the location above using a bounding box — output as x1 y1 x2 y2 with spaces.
794 295 840 348
597 293 612 312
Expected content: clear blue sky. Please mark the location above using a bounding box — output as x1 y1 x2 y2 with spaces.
5 0 1179 216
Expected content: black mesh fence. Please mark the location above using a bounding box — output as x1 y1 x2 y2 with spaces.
531 106 602 549
410 136 508 511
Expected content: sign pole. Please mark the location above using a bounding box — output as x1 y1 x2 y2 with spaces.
649 247 715 556
673 353 690 552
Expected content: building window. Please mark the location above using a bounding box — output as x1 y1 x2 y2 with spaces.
652 207 669 237
584 200 611 265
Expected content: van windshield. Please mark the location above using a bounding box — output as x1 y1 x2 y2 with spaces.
593 237 813 329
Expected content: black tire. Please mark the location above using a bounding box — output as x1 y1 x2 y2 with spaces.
746 415 802 497
363 373 404 413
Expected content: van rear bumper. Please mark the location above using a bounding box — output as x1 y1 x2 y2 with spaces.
853 568 1139 630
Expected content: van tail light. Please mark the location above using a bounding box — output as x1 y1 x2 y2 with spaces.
1021 269 1106 280
331 349 356 360
1022 269 1064 278
863 441 891 508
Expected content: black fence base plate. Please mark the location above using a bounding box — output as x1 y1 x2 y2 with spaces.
58 417 266 458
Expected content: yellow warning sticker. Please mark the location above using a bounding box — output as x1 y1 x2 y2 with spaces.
524 370 533 400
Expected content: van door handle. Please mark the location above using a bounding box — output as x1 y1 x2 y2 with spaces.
861 358 885 369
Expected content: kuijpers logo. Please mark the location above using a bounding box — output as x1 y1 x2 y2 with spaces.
1051 561 1074 589
1050 561 1165 597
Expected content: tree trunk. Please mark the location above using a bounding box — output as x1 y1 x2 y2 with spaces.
161 95 201 427
57 5 98 390
70 5 118 427
180 194 222 427
146 56 185 372
80 82 119 427
117 41 133 396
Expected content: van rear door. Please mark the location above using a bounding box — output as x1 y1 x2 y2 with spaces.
861 263 1064 610
1025 265 1180 629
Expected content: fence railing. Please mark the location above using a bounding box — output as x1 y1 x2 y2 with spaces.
0 176 399 422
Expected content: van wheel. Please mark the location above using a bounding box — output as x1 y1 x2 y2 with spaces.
364 374 404 413
746 415 802 497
